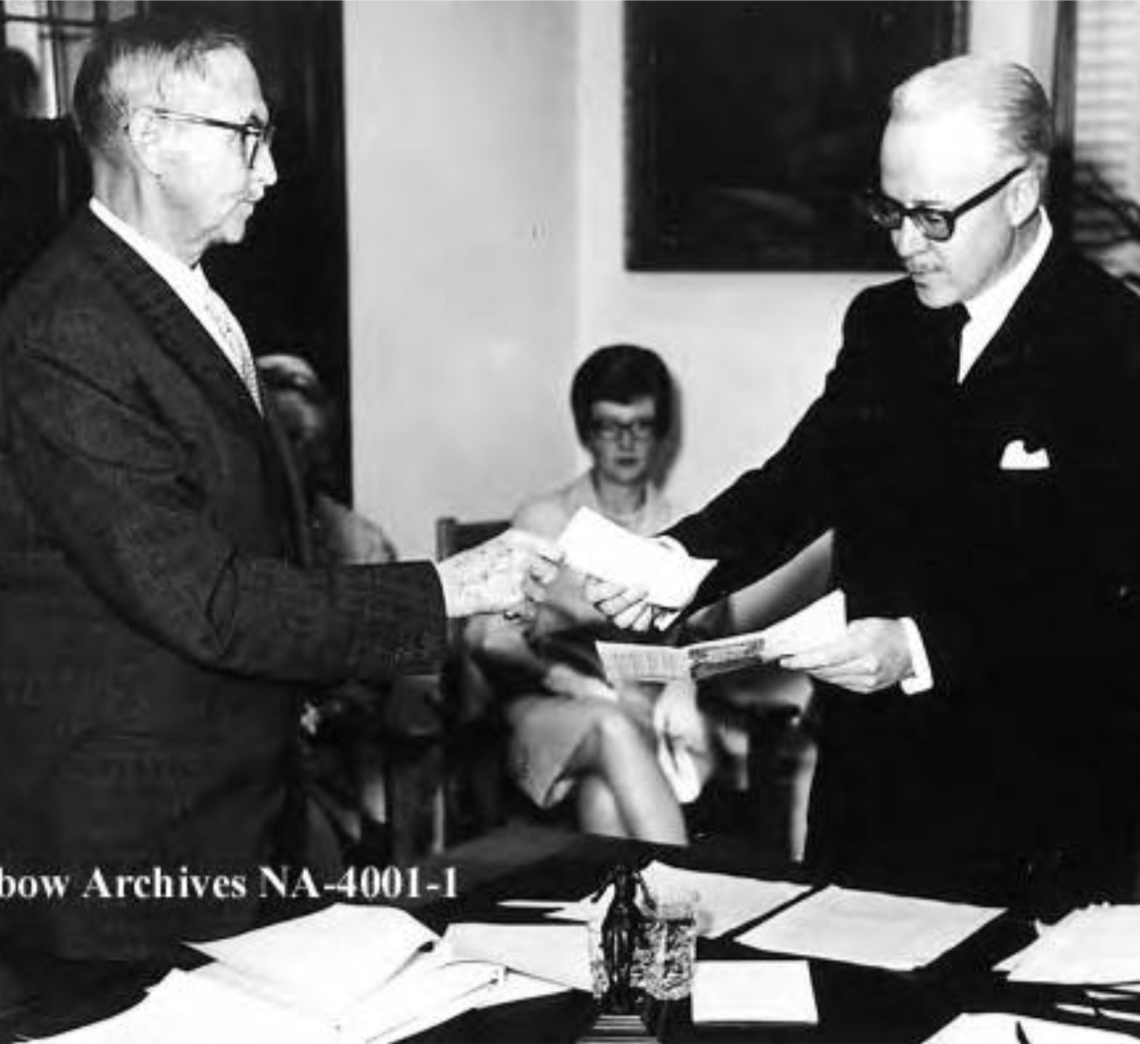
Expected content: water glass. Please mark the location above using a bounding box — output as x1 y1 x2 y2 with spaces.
639 888 698 1001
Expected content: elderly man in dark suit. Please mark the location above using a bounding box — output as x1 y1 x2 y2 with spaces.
593 56 1140 910
0 14 557 963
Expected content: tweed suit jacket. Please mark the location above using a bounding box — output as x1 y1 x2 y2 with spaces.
0 210 447 959
670 239 1140 904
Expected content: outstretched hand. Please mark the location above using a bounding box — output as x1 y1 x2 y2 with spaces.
583 578 683 633
436 528 562 619
776 617 912 693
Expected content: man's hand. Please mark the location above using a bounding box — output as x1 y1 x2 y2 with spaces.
436 529 562 619
777 617 913 693
583 578 684 632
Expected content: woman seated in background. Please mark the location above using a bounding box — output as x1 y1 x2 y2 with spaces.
465 344 726 844
258 353 399 854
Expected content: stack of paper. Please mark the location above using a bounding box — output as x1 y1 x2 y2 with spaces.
30 904 541 1044
1000 905 1140 985
923 1013 1139 1043
28 968 336 1043
537 861 810 938
736 885 1004 971
691 961 817 1025
557 507 716 609
597 589 847 683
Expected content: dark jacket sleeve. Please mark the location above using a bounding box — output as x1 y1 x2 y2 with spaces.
666 290 885 609
4 304 446 685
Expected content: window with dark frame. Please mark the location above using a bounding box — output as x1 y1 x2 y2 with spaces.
1 1 144 119
1053 0 1140 293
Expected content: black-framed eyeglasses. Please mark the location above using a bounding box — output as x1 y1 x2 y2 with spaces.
590 418 658 443
146 107 276 170
857 166 1026 242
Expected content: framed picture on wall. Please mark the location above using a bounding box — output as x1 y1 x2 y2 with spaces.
625 1 968 272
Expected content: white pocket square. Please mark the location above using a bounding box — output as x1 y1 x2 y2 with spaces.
999 439 1050 471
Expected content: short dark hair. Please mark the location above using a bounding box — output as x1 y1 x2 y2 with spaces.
570 344 674 443
72 13 252 157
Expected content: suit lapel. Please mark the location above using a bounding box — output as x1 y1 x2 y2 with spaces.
73 210 267 441
961 239 1066 390
73 211 310 564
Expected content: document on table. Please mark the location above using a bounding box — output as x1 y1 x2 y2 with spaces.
691 961 817 1025
443 923 592 992
1000 905 1140 985
543 861 811 939
191 903 438 1016
597 589 848 684
26 967 336 1043
557 506 716 609
923 1012 1139 1043
735 885 1004 971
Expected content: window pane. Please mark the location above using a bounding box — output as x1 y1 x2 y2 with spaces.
1072 0 1140 283
50 1 95 21
4 0 49 19
49 23 90 113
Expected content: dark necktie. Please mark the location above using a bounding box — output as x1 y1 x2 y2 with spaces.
936 303 970 387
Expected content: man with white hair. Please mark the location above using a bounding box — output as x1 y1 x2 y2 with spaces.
0 13 557 962
594 56 1140 909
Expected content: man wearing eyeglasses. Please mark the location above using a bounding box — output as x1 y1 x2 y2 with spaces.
0 14 559 964
592 56 1140 909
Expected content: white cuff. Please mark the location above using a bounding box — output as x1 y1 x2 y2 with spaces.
899 616 934 695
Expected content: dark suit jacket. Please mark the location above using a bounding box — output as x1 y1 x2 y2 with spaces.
0 210 447 959
670 238 1140 906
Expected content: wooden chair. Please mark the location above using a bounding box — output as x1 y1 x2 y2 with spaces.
430 516 513 849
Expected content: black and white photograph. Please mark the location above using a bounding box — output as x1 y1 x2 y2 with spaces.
2 1 1140 1041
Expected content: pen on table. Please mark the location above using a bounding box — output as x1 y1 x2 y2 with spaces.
497 899 565 908
1015 1020 1032 1044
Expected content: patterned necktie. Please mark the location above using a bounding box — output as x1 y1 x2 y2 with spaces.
201 286 263 414
937 303 970 387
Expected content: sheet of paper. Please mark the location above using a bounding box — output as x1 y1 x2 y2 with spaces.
546 862 810 939
444 923 592 992
472 969 571 1009
691 960 817 1025
923 1012 1139 1044
191 903 437 1015
736 885 1003 971
29 968 334 1044
598 589 848 684
557 507 716 609
1001 905 1140 985
596 642 690 682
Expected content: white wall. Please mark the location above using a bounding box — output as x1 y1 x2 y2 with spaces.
344 1 579 556
344 0 1057 585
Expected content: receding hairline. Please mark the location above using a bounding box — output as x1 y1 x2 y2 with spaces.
888 54 1052 167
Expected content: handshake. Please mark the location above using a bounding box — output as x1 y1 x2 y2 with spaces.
434 508 715 627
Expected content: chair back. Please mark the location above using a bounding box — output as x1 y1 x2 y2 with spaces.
435 516 511 559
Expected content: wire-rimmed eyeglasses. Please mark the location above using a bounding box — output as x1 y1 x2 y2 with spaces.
145 106 276 170
857 166 1026 242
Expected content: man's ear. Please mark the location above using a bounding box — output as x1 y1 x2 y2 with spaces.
1007 165 1044 227
124 109 166 176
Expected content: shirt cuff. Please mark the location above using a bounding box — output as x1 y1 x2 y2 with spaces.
899 616 934 695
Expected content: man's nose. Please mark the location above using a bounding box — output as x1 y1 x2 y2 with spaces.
892 215 927 258
253 143 278 188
